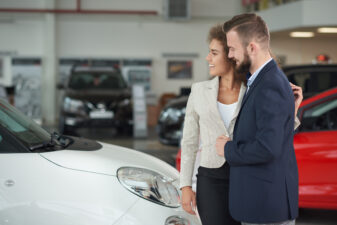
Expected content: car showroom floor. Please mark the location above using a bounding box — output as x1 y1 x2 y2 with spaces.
60 127 337 225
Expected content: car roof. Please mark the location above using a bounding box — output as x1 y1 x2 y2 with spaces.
72 66 117 73
300 86 337 108
283 64 337 73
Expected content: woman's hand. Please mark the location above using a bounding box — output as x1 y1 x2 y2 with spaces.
181 186 197 215
290 82 303 116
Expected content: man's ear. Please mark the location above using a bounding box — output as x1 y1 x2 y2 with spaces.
247 42 257 55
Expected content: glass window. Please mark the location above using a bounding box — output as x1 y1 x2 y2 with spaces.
287 71 337 98
68 72 127 90
301 97 337 131
0 130 23 153
0 100 50 146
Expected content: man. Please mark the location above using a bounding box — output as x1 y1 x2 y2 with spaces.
215 13 301 225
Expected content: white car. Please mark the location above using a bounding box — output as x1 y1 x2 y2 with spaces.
0 99 201 225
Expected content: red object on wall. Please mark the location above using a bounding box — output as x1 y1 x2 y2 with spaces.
242 0 260 6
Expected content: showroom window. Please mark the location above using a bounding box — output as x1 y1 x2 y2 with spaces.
301 97 337 132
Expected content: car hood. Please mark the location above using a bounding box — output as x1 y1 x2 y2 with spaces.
40 142 179 180
164 96 188 109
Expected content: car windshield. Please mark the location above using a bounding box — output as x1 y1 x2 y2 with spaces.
0 99 50 146
68 72 127 90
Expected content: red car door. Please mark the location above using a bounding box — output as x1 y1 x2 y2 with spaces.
295 94 337 209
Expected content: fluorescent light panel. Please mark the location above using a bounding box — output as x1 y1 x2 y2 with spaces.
290 32 314 38
317 27 337 33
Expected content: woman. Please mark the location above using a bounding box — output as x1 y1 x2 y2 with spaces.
180 24 302 225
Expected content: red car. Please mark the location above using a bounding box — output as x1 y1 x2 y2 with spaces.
176 87 337 210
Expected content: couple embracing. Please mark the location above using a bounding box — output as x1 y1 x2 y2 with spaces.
180 13 302 225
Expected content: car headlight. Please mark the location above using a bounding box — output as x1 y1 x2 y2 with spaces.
117 167 180 208
63 97 85 114
159 108 185 125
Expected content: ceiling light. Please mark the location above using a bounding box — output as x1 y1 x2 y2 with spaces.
290 32 314 38
317 27 337 33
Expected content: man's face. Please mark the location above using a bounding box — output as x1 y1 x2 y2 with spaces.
226 30 251 74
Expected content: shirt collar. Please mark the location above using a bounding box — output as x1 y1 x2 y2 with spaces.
247 58 273 87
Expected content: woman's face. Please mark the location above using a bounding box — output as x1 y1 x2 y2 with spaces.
206 39 231 77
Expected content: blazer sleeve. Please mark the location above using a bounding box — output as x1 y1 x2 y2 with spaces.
225 84 293 166
179 84 200 189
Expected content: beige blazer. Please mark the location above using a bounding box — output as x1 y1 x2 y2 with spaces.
179 76 300 188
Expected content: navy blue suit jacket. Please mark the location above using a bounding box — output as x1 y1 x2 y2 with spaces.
225 60 299 223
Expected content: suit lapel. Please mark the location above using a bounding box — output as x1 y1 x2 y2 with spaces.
233 60 277 138
240 59 276 109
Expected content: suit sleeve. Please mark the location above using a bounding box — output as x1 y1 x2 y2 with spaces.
225 84 293 166
179 84 200 189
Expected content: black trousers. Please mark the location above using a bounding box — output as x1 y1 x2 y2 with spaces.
196 163 240 225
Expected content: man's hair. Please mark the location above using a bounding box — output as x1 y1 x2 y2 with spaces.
223 13 270 49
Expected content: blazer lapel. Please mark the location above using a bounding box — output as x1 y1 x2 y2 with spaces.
206 76 228 133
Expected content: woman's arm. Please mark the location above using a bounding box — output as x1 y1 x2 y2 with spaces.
179 84 200 215
290 83 303 130
180 84 200 189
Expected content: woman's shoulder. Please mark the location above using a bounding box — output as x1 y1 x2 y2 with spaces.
191 77 218 90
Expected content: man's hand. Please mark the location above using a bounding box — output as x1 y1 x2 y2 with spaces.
181 186 196 215
216 135 231 157
290 82 303 116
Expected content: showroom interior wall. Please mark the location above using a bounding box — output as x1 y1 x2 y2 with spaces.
0 0 241 125
0 0 336 125
271 37 337 65
259 0 337 64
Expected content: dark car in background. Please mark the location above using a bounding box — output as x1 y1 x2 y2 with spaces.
285 64 337 99
157 64 337 146
58 66 133 135
157 96 187 146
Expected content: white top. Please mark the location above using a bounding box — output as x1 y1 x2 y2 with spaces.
217 101 238 130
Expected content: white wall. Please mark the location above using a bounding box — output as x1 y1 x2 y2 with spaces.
56 16 219 95
258 0 337 32
0 0 242 99
271 36 337 65
1 0 336 124
0 18 43 56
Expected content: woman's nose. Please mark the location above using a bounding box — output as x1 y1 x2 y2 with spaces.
205 53 210 61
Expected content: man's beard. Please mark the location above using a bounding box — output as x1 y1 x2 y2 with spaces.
235 53 251 74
